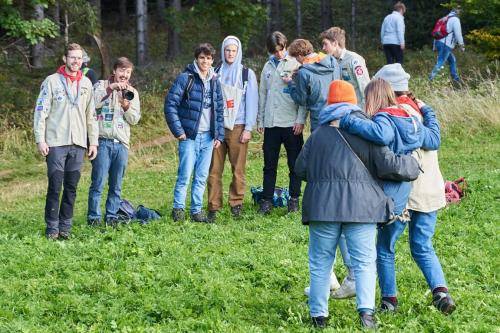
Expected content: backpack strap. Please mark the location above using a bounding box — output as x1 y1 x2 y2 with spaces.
182 73 194 101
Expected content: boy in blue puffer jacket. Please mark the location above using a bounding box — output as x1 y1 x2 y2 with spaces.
323 78 439 218
164 43 224 223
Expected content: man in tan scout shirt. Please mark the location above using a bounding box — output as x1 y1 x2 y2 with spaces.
87 57 140 226
33 43 98 240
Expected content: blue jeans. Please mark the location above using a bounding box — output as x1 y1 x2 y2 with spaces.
377 210 448 297
309 221 377 317
88 138 129 221
336 234 354 279
429 41 460 81
173 132 214 214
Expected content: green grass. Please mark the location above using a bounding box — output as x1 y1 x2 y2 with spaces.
0 128 498 332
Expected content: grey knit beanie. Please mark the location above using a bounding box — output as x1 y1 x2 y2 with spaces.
374 63 410 92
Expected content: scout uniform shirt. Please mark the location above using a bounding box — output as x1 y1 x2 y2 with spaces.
337 49 370 109
93 80 141 149
258 55 307 128
34 72 98 148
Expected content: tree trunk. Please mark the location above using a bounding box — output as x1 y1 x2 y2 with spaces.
51 1 61 33
266 0 272 36
31 4 44 68
156 0 166 25
166 0 181 60
270 0 282 32
119 0 128 29
89 0 102 28
320 0 332 31
136 0 148 66
351 0 356 50
64 10 69 45
295 0 302 37
92 34 111 78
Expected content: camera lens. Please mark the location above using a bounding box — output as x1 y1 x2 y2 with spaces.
122 89 134 101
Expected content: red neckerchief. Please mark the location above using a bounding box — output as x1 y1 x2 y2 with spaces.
396 96 422 115
57 65 82 82
377 106 411 117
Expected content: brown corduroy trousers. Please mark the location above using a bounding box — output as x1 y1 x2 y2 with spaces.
207 125 249 211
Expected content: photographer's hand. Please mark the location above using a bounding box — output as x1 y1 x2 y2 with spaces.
120 98 130 111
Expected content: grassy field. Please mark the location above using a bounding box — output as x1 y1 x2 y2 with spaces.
0 48 499 331
0 124 499 332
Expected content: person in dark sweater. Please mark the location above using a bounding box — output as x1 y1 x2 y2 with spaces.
295 81 420 329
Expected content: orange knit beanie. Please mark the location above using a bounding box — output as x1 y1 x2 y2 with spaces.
327 80 357 105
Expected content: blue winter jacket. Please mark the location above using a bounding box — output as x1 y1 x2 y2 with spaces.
320 103 440 215
288 55 341 131
164 63 224 141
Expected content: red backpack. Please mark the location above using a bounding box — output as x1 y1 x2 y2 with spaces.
444 177 467 204
431 15 453 40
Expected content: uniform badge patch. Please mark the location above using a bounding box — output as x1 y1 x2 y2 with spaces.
355 65 364 76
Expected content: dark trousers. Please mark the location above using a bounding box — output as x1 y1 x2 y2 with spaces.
262 127 303 200
45 145 85 235
383 44 404 64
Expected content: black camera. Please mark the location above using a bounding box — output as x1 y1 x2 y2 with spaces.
122 89 134 101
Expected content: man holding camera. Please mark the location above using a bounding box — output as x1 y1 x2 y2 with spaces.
87 57 141 226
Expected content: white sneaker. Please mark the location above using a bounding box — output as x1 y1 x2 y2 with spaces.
304 272 341 297
330 271 341 291
331 277 356 299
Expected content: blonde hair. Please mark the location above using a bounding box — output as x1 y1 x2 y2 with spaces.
364 78 398 116
320 27 346 48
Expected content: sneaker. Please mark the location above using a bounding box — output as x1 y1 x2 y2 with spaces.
432 291 456 315
359 311 377 329
87 218 101 227
230 204 243 218
331 276 356 299
311 316 328 328
287 197 300 213
58 231 71 240
105 218 119 228
380 297 398 312
191 211 210 223
304 272 341 297
46 232 59 240
258 199 273 215
171 208 185 222
207 210 217 223
330 271 341 290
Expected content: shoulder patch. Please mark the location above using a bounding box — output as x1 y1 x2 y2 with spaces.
354 65 364 76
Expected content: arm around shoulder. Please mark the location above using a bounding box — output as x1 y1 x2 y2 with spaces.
372 144 420 182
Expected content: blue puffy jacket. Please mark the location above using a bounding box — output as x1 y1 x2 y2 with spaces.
164 63 224 141
288 55 341 131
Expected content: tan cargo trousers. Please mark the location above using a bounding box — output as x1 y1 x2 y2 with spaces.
207 125 248 211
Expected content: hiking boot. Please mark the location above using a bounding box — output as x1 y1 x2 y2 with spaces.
105 218 119 228
258 199 273 215
171 208 185 222
304 272 341 297
58 231 71 240
331 276 356 299
46 232 59 240
230 204 243 218
207 210 217 223
380 297 398 312
432 291 456 315
287 197 300 213
191 211 210 223
311 316 328 328
87 218 101 227
359 311 377 329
